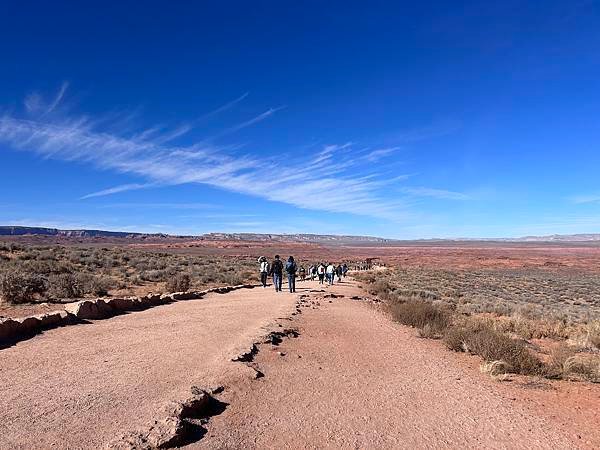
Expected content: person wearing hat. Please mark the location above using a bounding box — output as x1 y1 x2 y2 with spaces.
258 256 269 288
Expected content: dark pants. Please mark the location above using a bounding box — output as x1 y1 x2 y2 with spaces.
318 274 324 283
260 272 268 287
273 273 282 291
288 274 296 293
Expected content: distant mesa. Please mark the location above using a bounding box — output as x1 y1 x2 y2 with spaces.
1 226 600 243
0 226 169 239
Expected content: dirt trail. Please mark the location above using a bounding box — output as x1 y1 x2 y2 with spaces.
0 286 297 449
2 278 599 449
197 279 600 450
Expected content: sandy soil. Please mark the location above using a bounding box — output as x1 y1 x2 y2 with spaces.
0 301 69 320
0 286 297 449
2 278 599 449
197 279 600 449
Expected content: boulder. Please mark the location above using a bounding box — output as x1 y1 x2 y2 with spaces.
171 291 201 301
110 298 135 311
65 300 104 320
34 312 64 328
0 318 22 340
16 316 42 333
145 294 163 306
95 298 116 315
160 293 175 303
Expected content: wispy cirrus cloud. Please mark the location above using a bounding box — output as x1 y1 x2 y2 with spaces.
569 194 600 204
80 183 155 199
365 146 402 162
25 81 70 116
0 85 465 222
400 186 470 200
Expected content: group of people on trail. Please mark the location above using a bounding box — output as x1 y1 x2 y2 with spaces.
310 262 348 285
258 256 348 292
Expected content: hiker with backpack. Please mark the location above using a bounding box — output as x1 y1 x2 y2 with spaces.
269 255 284 292
285 256 298 293
259 256 269 288
336 264 343 282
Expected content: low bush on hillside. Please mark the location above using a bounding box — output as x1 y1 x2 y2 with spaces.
0 242 262 304
443 322 546 376
359 267 600 381
388 299 451 337
165 273 191 293
0 270 47 304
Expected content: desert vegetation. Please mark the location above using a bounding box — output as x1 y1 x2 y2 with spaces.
0 242 258 308
357 267 600 382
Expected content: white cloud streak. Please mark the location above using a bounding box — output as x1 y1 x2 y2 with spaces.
569 194 600 204
366 146 401 162
0 89 465 221
400 187 470 200
24 81 69 116
80 183 154 199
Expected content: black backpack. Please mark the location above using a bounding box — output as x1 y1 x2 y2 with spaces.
285 260 297 274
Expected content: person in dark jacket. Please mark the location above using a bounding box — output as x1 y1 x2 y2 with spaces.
285 256 298 293
336 264 343 282
269 255 284 292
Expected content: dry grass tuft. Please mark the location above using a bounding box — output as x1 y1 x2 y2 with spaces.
443 322 546 376
388 299 451 337
562 355 600 382
480 360 512 377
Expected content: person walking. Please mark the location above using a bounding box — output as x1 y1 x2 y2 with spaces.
259 256 269 288
317 263 326 284
269 255 283 292
342 263 348 278
285 256 298 293
311 265 317 281
299 265 306 281
336 264 343 282
326 262 335 285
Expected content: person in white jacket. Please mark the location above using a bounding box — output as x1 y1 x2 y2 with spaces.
259 256 269 288
326 263 335 285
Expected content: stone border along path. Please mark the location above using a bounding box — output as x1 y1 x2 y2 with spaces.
106 292 308 449
0 283 259 347
0 281 300 449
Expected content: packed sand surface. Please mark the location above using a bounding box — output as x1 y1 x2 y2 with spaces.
197 280 600 450
0 287 296 449
2 278 599 449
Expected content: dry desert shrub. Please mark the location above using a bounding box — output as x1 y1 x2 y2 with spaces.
562 355 600 382
0 269 47 304
569 321 600 350
0 242 261 303
443 321 546 376
165 273 191 293
388 299 451 337
549 343 600 382
47 273 86 299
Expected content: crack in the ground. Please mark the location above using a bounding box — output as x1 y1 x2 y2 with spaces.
107 387 228 449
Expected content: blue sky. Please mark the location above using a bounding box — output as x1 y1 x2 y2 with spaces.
1 1 600 239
